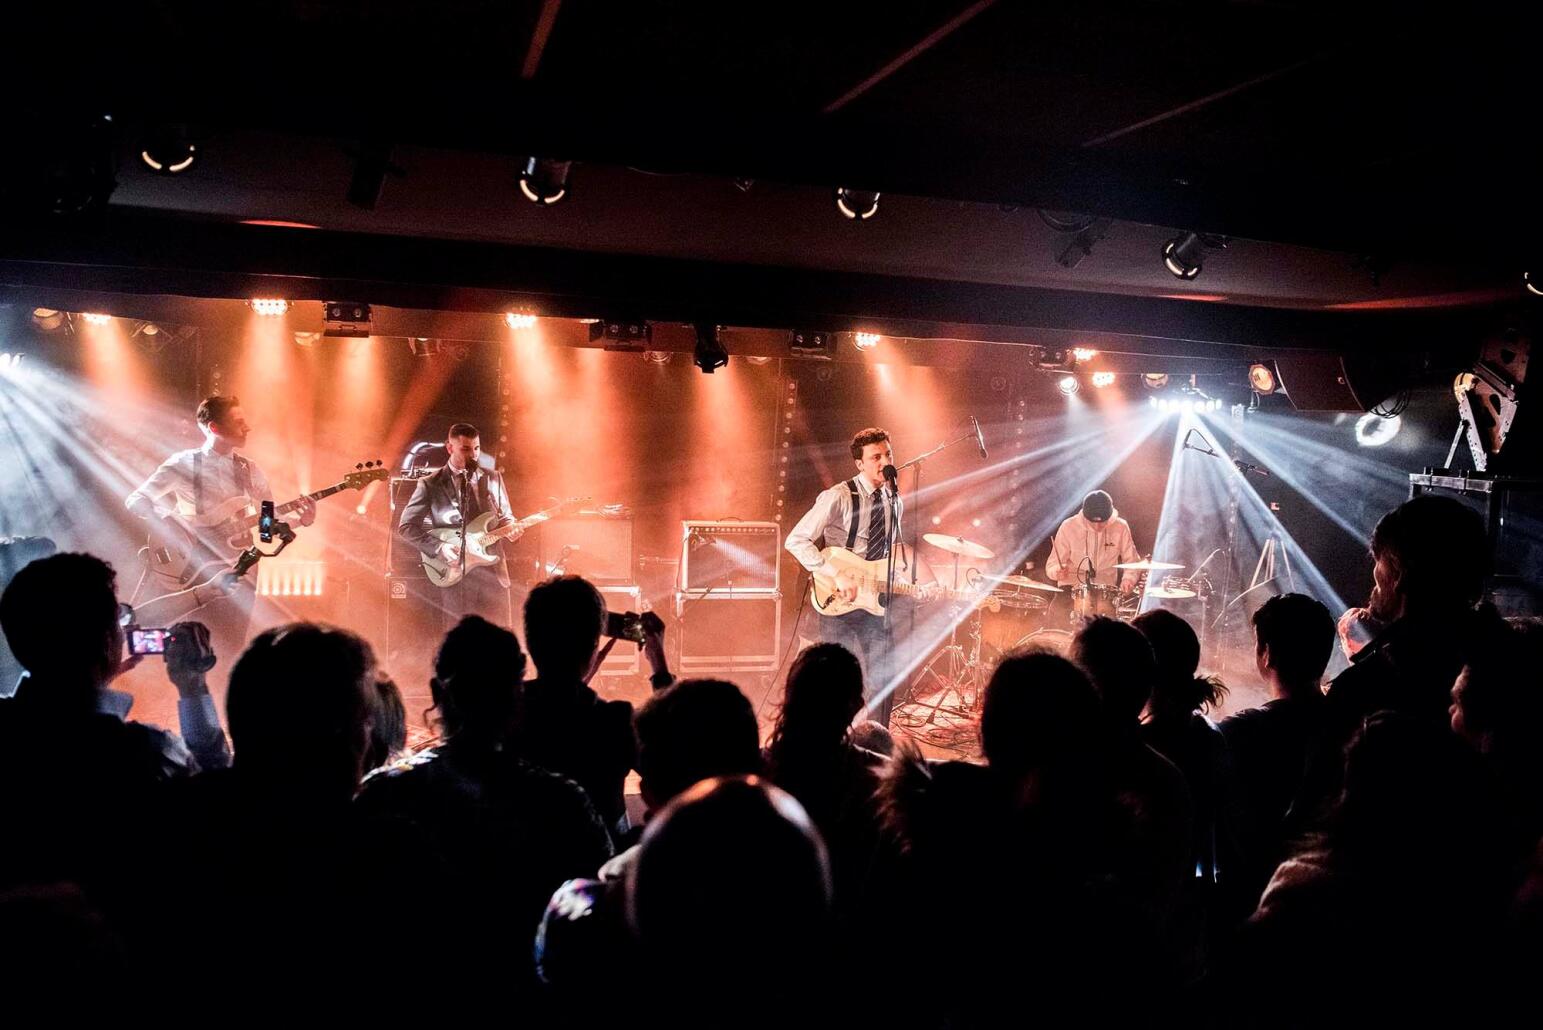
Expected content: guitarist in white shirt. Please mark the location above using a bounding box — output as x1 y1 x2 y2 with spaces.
396 422 522 628
785 427 938 726
125 395 316 674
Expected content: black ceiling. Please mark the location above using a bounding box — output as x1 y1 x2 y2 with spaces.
2 0 1537 358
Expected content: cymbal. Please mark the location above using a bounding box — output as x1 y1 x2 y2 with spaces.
1115 559 1185 571
1144 587 1197 599
988 574 1063 593
922 533 995 560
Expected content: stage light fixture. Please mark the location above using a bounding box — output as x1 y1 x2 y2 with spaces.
1526 271 1542 297
854 332 881 351
81 312 112 326
249 298 290 317
408 337 441 357
789 330 833 360
1091 371 1116 388
1354 412 1401 448
1142 372 1170 390
1058 375 1080 396
138 322 160 337
324 301 372 338
644 350 673 365
1 353 23 373
1162 231 1225 280
1163 233 1204 279
31 308 64 331
1248 362 1277 394
293 331 322 347
590 319 651 351
1072 347 1097 362
1149 397 1158 409
835 187 879 220
505 312 538 330
140 126 197 175
693 323 729 373
519 157 571 205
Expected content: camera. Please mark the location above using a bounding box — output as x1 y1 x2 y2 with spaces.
130 628 173 655
259 499 276 543
604 610 646 645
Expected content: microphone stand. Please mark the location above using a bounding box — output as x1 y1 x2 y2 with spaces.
456 467 470 617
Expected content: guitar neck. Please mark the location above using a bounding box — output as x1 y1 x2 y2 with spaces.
277 484 343 513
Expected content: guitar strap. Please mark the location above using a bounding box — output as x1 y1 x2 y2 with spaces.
193 451 202 515
844 480 861 550
234 455 253 498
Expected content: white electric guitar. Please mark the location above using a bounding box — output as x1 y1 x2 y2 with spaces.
809 546 999 618
422 496 588 588
142 463 390 585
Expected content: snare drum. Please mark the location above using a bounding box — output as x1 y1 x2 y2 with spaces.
1072 583 1121 621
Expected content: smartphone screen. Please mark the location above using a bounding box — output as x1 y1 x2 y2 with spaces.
130 628 172 655
259 500 275 542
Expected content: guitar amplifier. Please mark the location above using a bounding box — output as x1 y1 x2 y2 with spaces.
541 516 634 584
386 473 435 577
679 520 780 592
674 588 781 674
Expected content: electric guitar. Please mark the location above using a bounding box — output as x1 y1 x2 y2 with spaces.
142 462 390 585
421 496 588 588
809 546 1000 618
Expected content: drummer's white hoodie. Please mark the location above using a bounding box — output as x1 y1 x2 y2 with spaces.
1044 508 1142 591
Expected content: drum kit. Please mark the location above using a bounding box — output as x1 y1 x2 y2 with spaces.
895 534 1204 735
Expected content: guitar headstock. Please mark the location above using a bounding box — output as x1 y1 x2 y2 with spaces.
344 461 392 490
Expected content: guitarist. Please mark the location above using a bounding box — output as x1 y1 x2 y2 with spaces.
125 395 316 671
397 422 521 628
785 427 935 726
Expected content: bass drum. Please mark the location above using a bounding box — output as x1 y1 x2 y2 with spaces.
1007 627 1075 657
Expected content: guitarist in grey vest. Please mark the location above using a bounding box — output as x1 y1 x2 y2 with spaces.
126 395 316 678
397 422 521 629
785 427 938 726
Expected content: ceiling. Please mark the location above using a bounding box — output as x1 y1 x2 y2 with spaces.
1 1 1537 365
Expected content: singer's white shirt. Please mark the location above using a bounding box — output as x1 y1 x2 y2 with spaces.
1045 510 1141 590
785 475 902 575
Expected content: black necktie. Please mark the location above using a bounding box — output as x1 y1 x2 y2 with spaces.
864 488 887 560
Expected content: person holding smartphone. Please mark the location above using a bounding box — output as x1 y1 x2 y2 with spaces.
0 553 231 893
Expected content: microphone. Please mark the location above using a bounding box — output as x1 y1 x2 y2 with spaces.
1233 459 1270 477
882 463 898 484
970 415 988 460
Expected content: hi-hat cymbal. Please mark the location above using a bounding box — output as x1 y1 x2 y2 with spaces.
1145 586 1198 599
986 574 1063 593
1115 559 1185 571
922 533 995 560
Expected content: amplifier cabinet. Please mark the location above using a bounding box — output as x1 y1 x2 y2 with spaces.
674 589 780 674
679 520 780 592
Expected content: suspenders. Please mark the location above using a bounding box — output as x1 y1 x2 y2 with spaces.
844 480 861 549
192 450 254 516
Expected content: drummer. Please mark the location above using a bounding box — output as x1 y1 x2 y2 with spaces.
1045 490 1143 595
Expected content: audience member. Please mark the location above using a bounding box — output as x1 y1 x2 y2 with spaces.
362 672 408 773
0 554 222 894
516 575 671 841
1221 593 1336 904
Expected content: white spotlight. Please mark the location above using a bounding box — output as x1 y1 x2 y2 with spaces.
854 332 881 351
1058 375 1080 396
1091 371 1116 388
1072 347 1097 362
81 312 112 326
249 299 290 317
1355 412 1401 448
505 312 538 330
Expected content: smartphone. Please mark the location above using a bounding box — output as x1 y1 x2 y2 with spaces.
604 611 646 644
130 628 173 655
259 499 275 542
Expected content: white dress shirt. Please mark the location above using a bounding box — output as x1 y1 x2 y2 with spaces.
785 475 903 575
126 440 273 520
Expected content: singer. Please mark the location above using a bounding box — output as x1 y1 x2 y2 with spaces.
1045 490 1143 592
397 421 519 628
786 426 931 725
